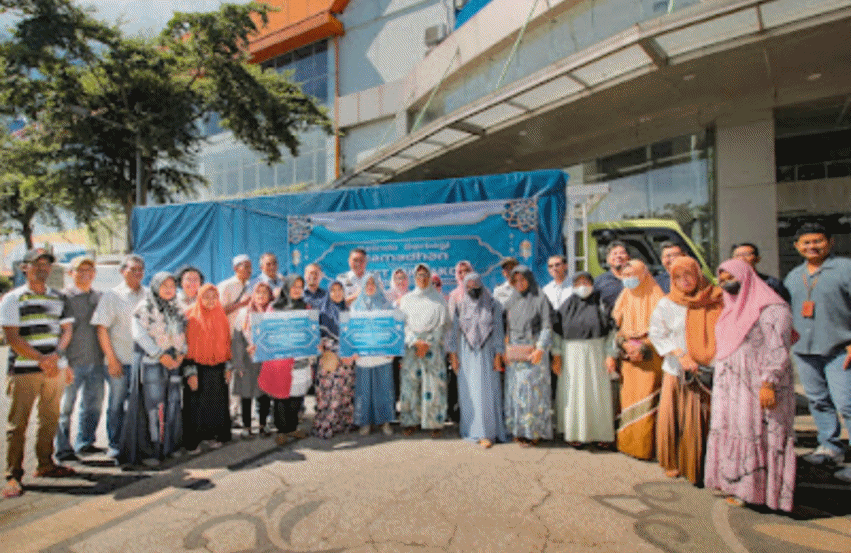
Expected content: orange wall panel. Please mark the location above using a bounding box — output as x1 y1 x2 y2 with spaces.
248 0 351 63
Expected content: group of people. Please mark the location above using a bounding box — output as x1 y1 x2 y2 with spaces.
2 222 849 515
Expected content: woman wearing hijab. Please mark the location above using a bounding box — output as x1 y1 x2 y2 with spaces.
313 280 356 439
399 264 450 438
504 265 553 446
446 261 473 425
447 273 506 448
352 274 396 436
554 271 613 446
608 259 664 460
704 259 796 511
121 272 187 465
448 260 474 312
183 283 232 452
239 282 273 436
649 257 722 484
386 268 410 307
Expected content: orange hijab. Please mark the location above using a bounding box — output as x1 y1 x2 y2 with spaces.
612 259 664 338
667 257 723 366
186 283 232 366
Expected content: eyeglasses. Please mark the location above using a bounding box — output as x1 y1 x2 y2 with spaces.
548 262 563 268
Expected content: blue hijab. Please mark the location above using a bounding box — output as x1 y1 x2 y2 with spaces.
319 281 346 341
351 273 391 312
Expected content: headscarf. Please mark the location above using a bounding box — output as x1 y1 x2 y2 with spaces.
506 265 548 338
319 280 347 341
556 272 608 339
386 268 409 305
449 260 473 306
185 283 231 365
667 257 723 366
510 265 540 297
352 273 391 312
457 272 495 349
714 258 785 361
273 275 306 311
134 271 186 350
611 259 664 338
400 264 448 334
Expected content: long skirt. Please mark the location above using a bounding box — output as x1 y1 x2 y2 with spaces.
656 373 711 484
457 337 506 443
231 330 262 398
312 352 355 439
558 337 614 443
183 362 232 450
505 358 553 441
616 352 663 460
354 362 395 427
399 347 447 430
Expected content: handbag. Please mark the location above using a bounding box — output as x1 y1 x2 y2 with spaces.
616 335 652 362
505 344 535 363
257 358 295 399
685 364 713 390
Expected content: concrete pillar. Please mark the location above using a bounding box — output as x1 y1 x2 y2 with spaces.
716 111 779 275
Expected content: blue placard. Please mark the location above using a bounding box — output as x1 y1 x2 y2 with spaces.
339 310 406 357
251 310 320 361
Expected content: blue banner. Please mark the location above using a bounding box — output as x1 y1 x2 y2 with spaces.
250 311 320 361
288 198 540 292
339 310 406 357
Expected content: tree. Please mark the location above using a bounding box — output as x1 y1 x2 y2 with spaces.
1 1 332 250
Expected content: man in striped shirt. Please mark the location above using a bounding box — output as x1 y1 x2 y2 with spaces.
1 248 74 498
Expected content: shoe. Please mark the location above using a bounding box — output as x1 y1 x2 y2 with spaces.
208 440 223 449
55 451 79 462
106 448 120 459
381 422 393 436
141 457 161 468
35 465 76 478
834 466 851 484
803 445 844 466
275 433 289 446
188 446 202 455
359 425 371 436
260 424 273 437
2 479 23 498
77 445 105 455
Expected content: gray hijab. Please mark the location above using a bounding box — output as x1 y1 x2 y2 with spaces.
457 272 494 349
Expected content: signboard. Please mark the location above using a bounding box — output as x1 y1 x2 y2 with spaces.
250 310 320 361
338 310 406 358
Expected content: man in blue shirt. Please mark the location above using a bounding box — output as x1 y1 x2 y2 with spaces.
784 222 851 483
303 263 327 309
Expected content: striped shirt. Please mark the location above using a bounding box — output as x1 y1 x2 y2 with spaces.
0 284 73 374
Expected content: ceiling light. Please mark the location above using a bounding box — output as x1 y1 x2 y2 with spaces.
683 74 695 81
806 73 822 82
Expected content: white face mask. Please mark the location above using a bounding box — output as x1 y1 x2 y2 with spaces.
574 285 593 299
622 276 640 290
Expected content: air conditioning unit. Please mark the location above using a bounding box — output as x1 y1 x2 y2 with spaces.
424 24 447 48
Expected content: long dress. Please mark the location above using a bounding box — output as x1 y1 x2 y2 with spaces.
351 285 396 428
399 282 450 430
704 304 797 511
555 290 613 443
312 292 355 439
448 281 506 443
504 267 553 441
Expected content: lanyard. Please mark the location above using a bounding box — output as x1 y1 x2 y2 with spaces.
802 271 819 302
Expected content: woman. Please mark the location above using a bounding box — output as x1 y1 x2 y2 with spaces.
352 275 396 436
554 271 614 446
313 280 356 439
399 264 450 438
649 257 722 484
176 265 204 312
386 268 410 307
447 260 473 312
504 265 553 446
704 259 796 511
122 272 187 465
447 273 506 448
607 259 664 460
446 260 473 425
183 283 232 452
239 282 273 436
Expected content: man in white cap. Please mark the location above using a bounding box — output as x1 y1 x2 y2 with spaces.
218 254 253 425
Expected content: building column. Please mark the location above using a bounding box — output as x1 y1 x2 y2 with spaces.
716 111 779 275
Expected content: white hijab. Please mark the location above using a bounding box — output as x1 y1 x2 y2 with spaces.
399 264 448 334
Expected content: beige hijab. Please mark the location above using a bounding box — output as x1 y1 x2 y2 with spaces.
612 259 664 338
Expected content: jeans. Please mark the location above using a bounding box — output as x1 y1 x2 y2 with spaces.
795 349 851 455
141 363 183 458
55 363 106 455
106 366 131 454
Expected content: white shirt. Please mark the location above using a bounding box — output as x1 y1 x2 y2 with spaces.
543 279 572 310
90 282 146 366
648 297 687 377
218 275 252 332
336 270 382 300
492 281 515 306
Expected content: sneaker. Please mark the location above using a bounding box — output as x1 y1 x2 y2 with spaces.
803 445 844 466
359 425 371 436
834 466 851 484
77 445 105 455
55 451 79 462
381 422 393 436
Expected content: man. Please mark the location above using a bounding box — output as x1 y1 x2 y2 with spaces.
303 263 327 309
542 255 571 310
218 254 254 427
337 248 380 305
55 256 105 462
91 254 146 460
594 240 630 317
251 252 285 296
784 222 851 483
731 242 791 302
493 257 519 306
654 241 686 294
1 248 74 498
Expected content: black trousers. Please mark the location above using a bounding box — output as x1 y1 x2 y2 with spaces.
273 396 303 434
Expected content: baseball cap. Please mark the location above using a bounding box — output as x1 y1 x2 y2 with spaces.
23 248 56 264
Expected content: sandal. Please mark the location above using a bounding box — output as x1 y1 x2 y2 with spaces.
35 465 76 478
275 434 289 446
430 430 442 439
2 479 23 498
402 426 417 437
665 469 680 478
286 429 307 440
725 496 745 507
478 439 493 449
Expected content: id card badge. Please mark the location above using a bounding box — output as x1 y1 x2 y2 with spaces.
801 300 815 318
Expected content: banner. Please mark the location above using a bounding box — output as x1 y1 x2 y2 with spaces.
250 310 320 361
287 198 540 292
338 310 406 358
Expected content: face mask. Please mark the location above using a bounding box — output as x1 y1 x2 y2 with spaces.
574 285 593 299
622 277 640 290
720 280 741 295
467 287 483 299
